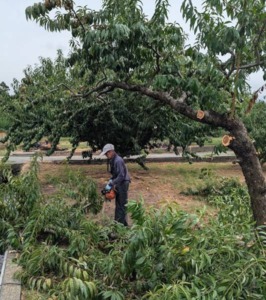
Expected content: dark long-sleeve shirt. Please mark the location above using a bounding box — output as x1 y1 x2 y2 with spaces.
109 153 130 187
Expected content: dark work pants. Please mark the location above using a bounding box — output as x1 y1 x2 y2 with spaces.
115 181 130 226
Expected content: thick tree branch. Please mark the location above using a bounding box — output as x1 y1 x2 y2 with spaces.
82 81 236 130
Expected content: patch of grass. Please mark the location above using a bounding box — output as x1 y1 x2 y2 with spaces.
205 136 223 146
41 165 78 185
0 148 6 156
59 137 90 151
0 137 91 157
21 290 47 300
142 162 243 194
34 161 243 222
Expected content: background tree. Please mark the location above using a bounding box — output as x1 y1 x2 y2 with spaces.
0 82 11 131
244 100 266 165
4 0 266 225
0 51 215 159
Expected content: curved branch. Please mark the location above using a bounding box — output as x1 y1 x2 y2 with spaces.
237 60 266 70
221 51 265 78
83 81 236 130
70 7 86 34
225 60 266 78
145 43 161 74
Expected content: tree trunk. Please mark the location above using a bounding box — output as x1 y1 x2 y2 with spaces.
229 120 266 226
94 82 266 226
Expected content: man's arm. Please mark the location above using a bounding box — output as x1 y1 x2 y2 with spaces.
112 159 127 186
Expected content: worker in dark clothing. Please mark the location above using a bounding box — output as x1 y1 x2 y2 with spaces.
100 144 131 226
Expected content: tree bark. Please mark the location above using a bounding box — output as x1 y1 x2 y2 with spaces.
90 81 266 226
229 120 266 226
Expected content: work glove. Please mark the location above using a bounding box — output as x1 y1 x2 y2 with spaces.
108 179 113 185
105 184 112 191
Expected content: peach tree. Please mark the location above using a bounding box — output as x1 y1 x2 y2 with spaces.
1 49 216 160
3 0 266 225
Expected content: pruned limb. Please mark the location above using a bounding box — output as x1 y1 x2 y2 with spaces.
81 81 236 131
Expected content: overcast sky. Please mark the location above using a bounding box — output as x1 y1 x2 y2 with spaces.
0 0 265 96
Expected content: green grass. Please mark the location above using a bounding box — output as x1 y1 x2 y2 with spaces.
0 136 225 157
0 137 90 157
206 136 223 146
21 290 47 300
59 137 90 150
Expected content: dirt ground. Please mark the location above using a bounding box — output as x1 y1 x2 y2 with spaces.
18 160 260 299
36 161 248 225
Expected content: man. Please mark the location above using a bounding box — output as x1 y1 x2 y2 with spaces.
100 144 131 226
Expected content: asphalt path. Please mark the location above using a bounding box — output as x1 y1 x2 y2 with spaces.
0 254 3 276
2 151 236 165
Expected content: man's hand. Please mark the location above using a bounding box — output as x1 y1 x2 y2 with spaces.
105 184 112 191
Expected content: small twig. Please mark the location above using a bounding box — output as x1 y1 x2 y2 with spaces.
235 60 266 70
83 203 92 210
145 43 161 74
253 19 266 62
226 50 236 78
98 86 114 96
96 95 107 103
96 72 108 87
253 82 266 95
69 6 86 34
46 83 76 95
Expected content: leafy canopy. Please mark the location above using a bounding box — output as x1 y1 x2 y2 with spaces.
24 0 266 114
1 0 266 159
1 52 214 159
244 101 266 165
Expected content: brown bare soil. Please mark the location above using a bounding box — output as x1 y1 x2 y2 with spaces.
37 161 246 224
19 161 260 299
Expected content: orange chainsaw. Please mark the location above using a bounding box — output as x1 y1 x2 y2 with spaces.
101 187 116 201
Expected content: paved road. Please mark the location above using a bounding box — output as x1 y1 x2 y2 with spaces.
2 150 236 165
0 254 3 275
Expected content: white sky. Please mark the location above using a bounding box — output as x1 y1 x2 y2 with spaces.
0 0 264 96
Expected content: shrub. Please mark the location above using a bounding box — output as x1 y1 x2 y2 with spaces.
0 160 265 299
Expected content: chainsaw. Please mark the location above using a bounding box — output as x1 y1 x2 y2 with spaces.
101 187 116 201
